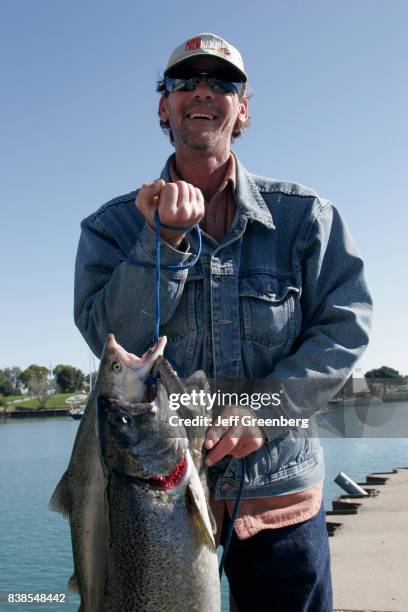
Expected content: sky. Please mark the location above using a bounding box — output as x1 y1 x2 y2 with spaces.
1 0 407 377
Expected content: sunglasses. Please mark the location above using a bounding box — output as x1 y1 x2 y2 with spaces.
164 73 245 96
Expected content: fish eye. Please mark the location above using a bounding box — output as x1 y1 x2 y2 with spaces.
121 415 128 424
112 362 122 373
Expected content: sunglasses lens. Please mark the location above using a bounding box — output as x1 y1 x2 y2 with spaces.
164 74 244 95
164 77 192 92
209 79 242 94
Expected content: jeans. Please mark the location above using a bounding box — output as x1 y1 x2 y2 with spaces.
222 503 333 612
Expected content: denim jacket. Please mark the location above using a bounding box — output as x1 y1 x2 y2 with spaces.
74 154 372 500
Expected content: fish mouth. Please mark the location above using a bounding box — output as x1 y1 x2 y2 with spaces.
106 335 167 371
102 396 152 416
112 453 189 490
137 454 189 490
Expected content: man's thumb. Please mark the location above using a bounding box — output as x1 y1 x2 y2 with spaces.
143 178 165 196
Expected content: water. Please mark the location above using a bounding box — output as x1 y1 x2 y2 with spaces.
0 419 80 611
1 406 407 611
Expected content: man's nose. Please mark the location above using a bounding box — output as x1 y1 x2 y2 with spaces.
193 78 214 98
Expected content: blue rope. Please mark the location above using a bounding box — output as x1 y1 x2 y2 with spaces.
219 458 246 578
121 209 201 343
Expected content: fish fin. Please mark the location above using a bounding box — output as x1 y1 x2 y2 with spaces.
186 452 216 551
68 573 79 594
184 371 210 411
190 447 203 471
208 504 217 537
49 471 72 518
187 482 216 551
183 371 212 462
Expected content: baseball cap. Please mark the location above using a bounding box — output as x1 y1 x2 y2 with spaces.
164 33 247 83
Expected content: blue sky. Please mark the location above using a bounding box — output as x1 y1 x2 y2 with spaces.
1 0 407 376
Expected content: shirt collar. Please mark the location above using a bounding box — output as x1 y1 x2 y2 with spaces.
159 153 275 230
168 153 236 199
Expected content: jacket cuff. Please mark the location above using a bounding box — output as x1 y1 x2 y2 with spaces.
128 223 193 271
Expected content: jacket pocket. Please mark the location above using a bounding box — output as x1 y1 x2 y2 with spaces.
239 273 300 353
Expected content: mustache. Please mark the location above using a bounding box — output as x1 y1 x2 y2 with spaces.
184 101 221 116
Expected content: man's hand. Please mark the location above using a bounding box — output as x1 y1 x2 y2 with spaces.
136 179 205 248
204 406 266 467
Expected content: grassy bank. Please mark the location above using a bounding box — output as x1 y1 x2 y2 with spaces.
5 393 83 411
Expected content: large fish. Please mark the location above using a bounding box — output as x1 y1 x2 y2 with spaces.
50 334 220 611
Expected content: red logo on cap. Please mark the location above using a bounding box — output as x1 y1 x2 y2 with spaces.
185 36 202 51
218 47 231 57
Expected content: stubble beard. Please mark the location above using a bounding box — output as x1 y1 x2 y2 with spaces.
173 117 240 154
177 127 220 152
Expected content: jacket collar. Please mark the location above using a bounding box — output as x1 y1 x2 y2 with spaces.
160 153 275 231
234 156 275 230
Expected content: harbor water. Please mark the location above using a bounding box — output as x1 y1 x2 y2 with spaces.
1 403 407 611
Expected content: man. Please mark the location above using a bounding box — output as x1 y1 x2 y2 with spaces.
74 33 372 611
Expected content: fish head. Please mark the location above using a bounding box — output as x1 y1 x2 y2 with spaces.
97 393 189 489
96 335 189 489
97 334 167 403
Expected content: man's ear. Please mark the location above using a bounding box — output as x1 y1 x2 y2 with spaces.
158 96 169 122
237 96 249 125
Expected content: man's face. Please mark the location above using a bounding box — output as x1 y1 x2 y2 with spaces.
158 58 248 153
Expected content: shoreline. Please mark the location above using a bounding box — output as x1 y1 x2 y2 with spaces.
1 408 70 419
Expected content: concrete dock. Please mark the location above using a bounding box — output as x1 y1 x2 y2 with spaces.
328 467 408 612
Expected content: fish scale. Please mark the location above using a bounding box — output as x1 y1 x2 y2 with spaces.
104 453 218 612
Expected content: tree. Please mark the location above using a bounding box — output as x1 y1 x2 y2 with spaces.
53 365 85 393
365 366 405 396
19 365 49 389
365 366 402 379
3 367 23 394
0 370 14 396
28 378 52 409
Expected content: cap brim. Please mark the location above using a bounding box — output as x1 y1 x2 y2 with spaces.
164 54 247 83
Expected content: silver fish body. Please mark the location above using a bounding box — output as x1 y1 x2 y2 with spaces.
50 335 220 612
